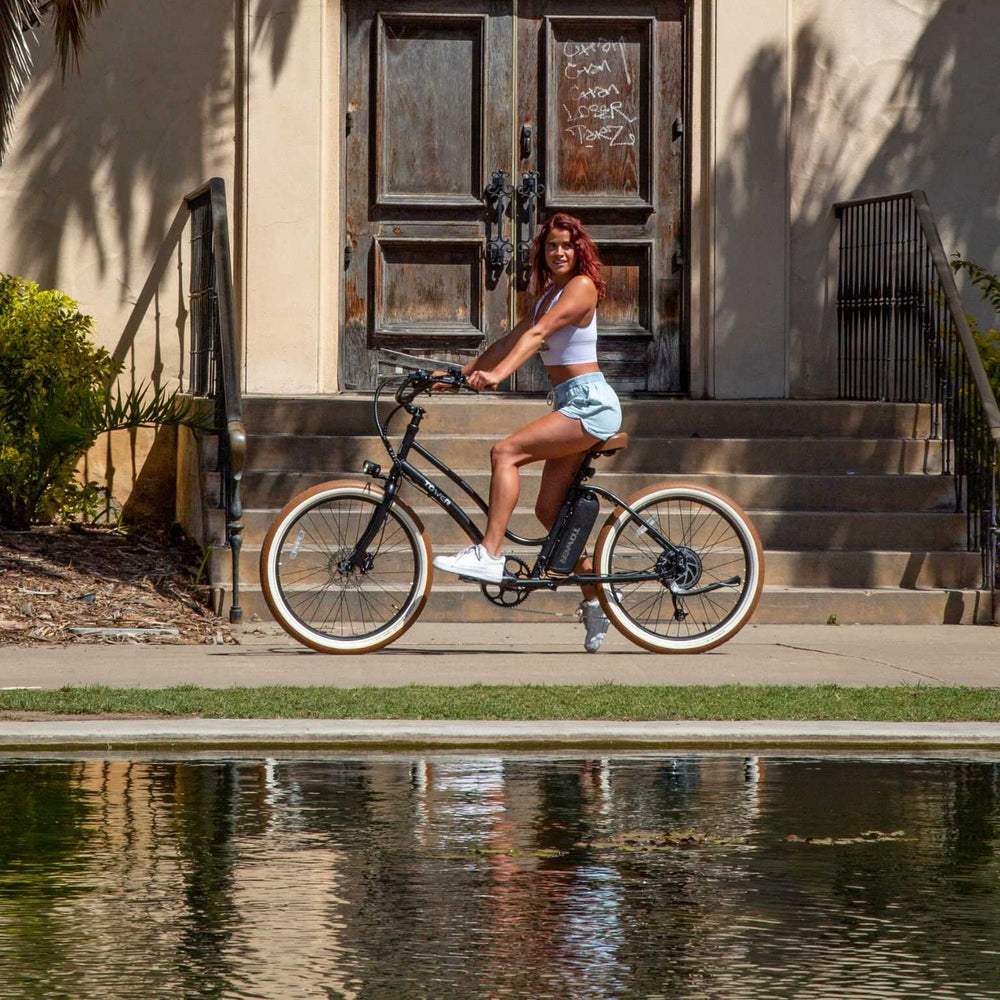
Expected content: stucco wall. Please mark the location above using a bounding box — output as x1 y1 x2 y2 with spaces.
0 0 239 509
2 0 994 426
0 0 238 390
0 0 344 514
788 0 1000 397
706 0 790 399
243 0 341 394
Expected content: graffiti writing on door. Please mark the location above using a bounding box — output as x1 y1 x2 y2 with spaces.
559 38 638 149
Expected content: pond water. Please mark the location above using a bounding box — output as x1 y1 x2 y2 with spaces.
1 752 998 999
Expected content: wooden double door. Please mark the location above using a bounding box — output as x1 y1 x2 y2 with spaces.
342 0 685 392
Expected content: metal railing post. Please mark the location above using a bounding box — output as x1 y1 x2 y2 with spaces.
185 178 246 624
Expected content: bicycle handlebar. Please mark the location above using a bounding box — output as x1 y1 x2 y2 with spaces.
392 368 476 406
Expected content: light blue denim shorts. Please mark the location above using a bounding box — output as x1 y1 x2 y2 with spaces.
550 372 622 441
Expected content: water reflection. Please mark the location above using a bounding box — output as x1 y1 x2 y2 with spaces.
0 753 998 999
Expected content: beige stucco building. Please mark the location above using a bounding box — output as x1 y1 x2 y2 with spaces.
0 0 996 507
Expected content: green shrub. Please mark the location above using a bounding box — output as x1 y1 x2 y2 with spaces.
0 274 214 530
951 255 1000 406
0 275 112 528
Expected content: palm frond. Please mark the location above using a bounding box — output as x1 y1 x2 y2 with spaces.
95 382 218 434
0 0 37 161
48 0 105 77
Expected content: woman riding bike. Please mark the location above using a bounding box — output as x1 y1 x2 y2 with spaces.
432 212 622 652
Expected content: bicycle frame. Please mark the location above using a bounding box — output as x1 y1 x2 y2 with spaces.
345 386 700 592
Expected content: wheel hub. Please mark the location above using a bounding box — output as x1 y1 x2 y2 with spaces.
658 546 702 589
333 549 372 578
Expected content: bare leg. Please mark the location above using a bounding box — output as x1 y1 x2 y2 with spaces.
482 411 600 556
534 453 598 601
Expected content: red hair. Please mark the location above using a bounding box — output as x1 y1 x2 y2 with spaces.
531 212 607 304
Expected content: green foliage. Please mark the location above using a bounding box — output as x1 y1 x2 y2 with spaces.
0 274 215 530
0 275 112 528
951 255 1000 405
952 255 1000 315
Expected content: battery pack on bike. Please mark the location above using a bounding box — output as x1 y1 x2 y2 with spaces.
543 490 600 576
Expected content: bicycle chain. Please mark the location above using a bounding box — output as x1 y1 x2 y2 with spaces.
479 556 592 619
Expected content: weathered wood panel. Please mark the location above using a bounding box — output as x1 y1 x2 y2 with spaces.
515 2 685 394
375 15 484 207
343 2 512 388
373 237 482 344
343 1 683 394
545 18 653 210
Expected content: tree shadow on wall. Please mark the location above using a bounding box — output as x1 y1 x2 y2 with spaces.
8 0 302 512
10 0 301 295
709 2 1000 399
710 42 789 399
790 3 1000 394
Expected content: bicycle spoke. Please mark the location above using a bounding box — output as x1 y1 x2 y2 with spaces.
603 490 760 649
273 493 421 641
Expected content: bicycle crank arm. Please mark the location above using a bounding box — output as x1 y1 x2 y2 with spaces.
668 576 742 597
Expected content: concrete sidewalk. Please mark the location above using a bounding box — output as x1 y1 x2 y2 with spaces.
2 623 997 689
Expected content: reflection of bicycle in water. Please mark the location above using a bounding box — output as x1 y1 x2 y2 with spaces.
259 363 764 655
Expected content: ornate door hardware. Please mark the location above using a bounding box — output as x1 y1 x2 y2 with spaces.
516 170 544 286
484 170 514 275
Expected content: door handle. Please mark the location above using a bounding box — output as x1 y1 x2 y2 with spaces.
484 170 513 272
516 170 544 285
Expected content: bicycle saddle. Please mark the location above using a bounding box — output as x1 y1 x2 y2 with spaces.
592 432 629 456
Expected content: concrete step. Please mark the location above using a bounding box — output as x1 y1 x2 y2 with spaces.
214 508 969 551
219 584 993 626
213 545 983 590
223 470 958 513
242 396 937 440
241 434 945 476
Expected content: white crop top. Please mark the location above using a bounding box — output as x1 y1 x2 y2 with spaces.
532 286 598 366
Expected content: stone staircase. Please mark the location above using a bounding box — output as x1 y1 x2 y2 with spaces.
195 397 995 625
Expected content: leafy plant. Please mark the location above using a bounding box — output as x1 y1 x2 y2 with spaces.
0 273 214 529
951 254 1000 404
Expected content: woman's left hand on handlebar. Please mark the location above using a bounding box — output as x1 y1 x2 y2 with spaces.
429 370 461 392
466 369 500 391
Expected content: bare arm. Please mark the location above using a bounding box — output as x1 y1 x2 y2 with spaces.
460 311 535 377
467 277 597 388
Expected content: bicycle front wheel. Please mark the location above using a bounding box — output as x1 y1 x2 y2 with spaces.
259 480 432 653
593 484 764 653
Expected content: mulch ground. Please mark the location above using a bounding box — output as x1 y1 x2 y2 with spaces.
0 525 236 646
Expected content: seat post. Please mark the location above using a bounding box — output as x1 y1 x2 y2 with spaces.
577 453 597 483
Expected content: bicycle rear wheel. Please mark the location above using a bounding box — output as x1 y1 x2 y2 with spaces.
593 484 764 653
259 480 432 653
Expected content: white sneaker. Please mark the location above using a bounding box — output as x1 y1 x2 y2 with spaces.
433 544 506 584
577 598 611 653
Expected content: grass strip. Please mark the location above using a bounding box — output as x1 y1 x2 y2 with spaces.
0 684 999 721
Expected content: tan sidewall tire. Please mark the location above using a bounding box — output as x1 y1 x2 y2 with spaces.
259 479 433 654
593 482 764 654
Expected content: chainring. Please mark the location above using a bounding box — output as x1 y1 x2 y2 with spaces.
480 555 531 608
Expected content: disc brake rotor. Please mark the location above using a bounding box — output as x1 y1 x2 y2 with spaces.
659 546 703 589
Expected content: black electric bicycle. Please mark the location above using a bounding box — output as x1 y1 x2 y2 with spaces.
260 363 764 654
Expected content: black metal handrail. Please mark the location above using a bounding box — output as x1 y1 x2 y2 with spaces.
185 178 245 623
834 190 1000 590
